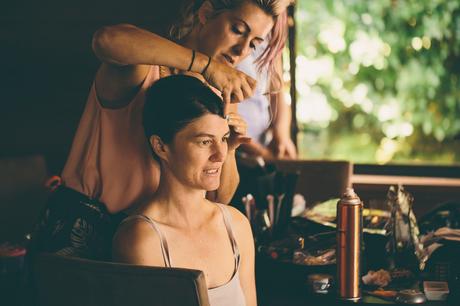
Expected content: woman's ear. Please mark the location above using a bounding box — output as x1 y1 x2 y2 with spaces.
150 135 169 161
197 0 214 25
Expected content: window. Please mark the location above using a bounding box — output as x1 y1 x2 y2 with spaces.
291 0 460 168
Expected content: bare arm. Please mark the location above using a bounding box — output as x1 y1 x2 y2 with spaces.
268 56 297 159
207 105 251 203
228 207 257 306
239 141 275 161
92 24 256 108
112 220 165 266
207 106 248 202
92 24 208 108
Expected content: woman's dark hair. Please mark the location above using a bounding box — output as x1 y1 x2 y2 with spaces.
143 75 224 147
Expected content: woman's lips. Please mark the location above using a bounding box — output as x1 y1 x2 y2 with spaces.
222 54 235 65
203 168 220 176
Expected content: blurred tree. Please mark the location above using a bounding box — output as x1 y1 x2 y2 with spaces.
295 0 460 165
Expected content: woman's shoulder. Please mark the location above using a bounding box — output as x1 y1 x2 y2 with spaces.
115 215 157 240
215 204 252 239
221 204 254 258
222 204 248 224
112 215 164 265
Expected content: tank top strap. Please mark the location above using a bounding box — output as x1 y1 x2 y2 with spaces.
119 214 172 267
216 204 240 271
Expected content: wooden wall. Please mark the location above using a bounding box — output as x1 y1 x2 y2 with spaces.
1 0 185 174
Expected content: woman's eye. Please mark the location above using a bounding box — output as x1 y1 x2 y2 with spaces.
232 25 244 35
201 139 213 145
222 136 229 143
250 42 257 50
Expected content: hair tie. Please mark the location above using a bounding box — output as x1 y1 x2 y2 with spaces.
187 49 196 71
201 56 212 75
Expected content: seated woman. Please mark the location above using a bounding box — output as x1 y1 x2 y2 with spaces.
112 75 255 306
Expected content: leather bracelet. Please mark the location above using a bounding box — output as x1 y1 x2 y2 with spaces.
187 49 196 71
201 56 212 75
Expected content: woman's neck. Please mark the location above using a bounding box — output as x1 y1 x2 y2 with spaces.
147 171 211 230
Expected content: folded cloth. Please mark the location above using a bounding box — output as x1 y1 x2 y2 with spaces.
433 227 460 241
362 269 392 287
421 227 460 245
421 227 460 259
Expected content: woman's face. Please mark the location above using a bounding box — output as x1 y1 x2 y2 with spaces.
198 1 275 67
165 113 230 191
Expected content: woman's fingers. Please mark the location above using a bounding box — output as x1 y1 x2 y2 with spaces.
240 76 255 101
230 73 256 103
286 141 298 158
238 136 252 144
269 138 298 159
227 113 247 134
226 112 250 150
231 88 245 104
222 87 231 105
246 74 257 88
203 59 256 104
228 135 251 151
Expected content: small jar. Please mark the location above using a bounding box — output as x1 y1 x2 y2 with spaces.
307 273 333 294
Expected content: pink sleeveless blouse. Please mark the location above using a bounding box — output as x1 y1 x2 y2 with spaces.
61 66 161 213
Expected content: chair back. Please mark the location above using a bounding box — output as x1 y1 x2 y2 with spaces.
33 253 210 306
0 155 48 242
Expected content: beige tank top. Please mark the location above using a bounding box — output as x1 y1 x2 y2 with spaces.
120 204 247 306
61 66 161 213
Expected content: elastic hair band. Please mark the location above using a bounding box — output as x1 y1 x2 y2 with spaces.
187 49 196 71
201 56 212 75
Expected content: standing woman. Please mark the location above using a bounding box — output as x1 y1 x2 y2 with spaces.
32 0 287 260
237 9 297 161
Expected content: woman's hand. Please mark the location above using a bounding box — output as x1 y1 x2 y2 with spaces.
239 141 276 162
226 112 251 151
268 134 297 159
203 59 257 105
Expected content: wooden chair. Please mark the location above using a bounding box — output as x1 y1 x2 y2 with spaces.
33 253 210 306
0 155 48 242
273 159 353 206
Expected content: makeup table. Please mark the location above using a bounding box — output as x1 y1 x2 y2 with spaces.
255 254 458 306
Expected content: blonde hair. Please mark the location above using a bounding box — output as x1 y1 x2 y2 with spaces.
256 9 288 91
169 0 290 87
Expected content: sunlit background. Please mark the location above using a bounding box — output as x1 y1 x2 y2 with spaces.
287 0 460 165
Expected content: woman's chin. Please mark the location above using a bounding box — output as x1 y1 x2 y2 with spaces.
201 179 221 192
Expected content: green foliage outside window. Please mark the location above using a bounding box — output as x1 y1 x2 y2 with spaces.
294 0 460 165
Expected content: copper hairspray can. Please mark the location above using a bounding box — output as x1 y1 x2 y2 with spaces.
337 188 363 301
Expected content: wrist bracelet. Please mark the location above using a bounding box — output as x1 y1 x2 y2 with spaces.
187 49 196 71
201 55 212 75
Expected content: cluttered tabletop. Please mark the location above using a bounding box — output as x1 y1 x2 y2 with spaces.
242 183 460 305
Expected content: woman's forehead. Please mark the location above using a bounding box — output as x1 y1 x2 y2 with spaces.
178 114 229 138
226 2 274 38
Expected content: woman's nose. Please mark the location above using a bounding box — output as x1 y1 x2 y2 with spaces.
231 38 251 58
210 142 227 162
